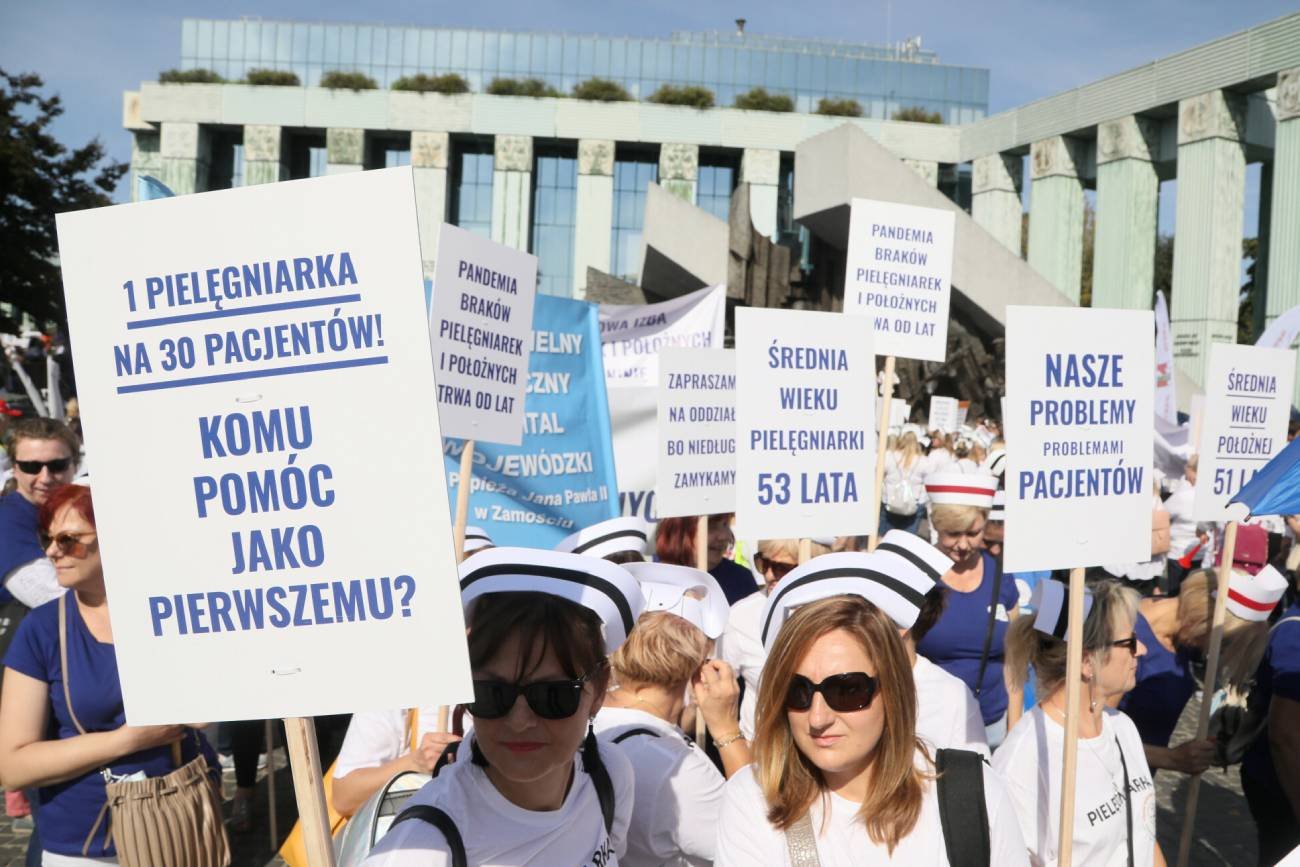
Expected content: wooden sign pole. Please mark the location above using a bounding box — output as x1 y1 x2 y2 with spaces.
696 515 710 745
1057 566 1087 867
1175 520 1239 867
797 538 812 565
282 717 337 867
439 439 478 735
266 720 279 852
868 355 897 552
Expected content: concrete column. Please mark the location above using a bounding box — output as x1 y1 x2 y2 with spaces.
491 135 532 251
659 143 698 204
574 139 615 296
1171 89 1247 385
904 159 939 187
1028 136 1086 301
1266 68 1300 398
971 153 1023 254
159 122 210 195
326 128 364 175
1092 115 1160 309
242 125 284 186
129 131 162 202
741 148 780 238
411 132 450 280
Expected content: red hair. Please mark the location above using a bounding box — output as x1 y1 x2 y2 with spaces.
654 517 700 566
39 484 95 532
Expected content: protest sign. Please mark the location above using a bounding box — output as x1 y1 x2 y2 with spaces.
928 396 960 433
1194 343 1296 521
1003 306 1155 573
444 294 620 547
1154 291 1178 425
428 223 536 446
55 167 472 724
843 198 955 363
655 348 736 519
735 307 876 539
877 397 909 429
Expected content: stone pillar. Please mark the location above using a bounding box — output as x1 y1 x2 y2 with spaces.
159 122 210 195
411 132 449 280
1266 68 1300 399
659 143 698 204
242 125 284 186
1028 136 1086 301
742 148 780 238
129 131 162 202
904 159 939 187
1171 89 1247 385
1092 115 1160 309
573 139 615 297
971 153 1023 254
326 128 364 175
491 135 532 251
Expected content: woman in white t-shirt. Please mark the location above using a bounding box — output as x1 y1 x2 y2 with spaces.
365 548 643 866
995 577 1162 867
882 431 929 534
716 589 1027 865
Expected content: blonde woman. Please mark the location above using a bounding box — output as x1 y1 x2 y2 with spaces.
882 431 928 534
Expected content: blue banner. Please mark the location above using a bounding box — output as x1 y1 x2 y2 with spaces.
442 294 619 548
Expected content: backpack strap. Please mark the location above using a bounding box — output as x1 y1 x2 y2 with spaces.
936 748 990 867
390 805 466 867
431 740 459 777
582 727 616 835
972 557 1005 700
1115 737 1134 867
612 727 662 744
58 594 88 736
784 812 821 866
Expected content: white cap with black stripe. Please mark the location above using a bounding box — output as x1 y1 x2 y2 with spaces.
989 490 1006 523
623 562 730 639
1030 579 1094 641
459 547 646 653
463 526 494 554
555 517 650 560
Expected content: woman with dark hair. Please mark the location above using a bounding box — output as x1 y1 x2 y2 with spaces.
656 515 757 605
365 547 643 865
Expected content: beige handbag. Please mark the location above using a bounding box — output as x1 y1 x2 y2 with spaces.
1151 509 1171 557
59 595 231 866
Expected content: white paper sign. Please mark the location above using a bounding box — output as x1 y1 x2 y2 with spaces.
601 285 726 388
1194 343 1296 521
429 223 536 445
55 168 472 723
655 348 737 518
844 198 955 362
735 308 877 539
1004 306 1154 572
928 396 960 433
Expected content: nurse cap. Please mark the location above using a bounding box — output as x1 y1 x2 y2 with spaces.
989 490 1006 523
459 547 645 653
982 448 1007 479
1227 564 1288 623
1030 579 1094 642
760 537 943 651
623 562 730 639
555 516 650 560
462 526 494 554
925 473 998 508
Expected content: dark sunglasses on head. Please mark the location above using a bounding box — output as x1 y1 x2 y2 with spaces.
1110 634 1140 655
466 669 598 720
16 458 72 475
785 672 879 713
39 532 96 557
756 554 797 581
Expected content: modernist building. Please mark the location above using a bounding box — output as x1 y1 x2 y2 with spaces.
123 13 1300 391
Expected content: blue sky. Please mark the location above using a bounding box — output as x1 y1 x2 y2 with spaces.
1 0 1293 233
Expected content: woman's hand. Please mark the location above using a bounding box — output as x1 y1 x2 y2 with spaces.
693 659 741 736
115 724 187 754
407 732 461 774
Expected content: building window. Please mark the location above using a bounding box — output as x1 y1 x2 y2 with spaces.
368 134 411 170
287 132 327 180
610 149 658 283
697 152 738 222
451 139 494 238
776 154 797 242
206 129 244 190
530 146 578 297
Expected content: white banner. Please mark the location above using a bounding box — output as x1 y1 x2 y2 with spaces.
928 396 960 433
55 168 472 722
843 198 955 363
735 308 877 539
428 223 536 445
656 348 737 518
1194 343 1296 521
1004 306 1154 572
1154 291 1178 425
1256 302 1300 350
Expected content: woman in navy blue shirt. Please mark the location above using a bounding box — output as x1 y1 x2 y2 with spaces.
0 485 218 863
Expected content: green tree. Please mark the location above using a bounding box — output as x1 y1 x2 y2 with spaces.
647 84 714 108
815 98 863 117
1240 237 1260 343
245 69 300 86
0 71 126 331
319 71 378 90
891 105 943 124
487 77 561 97
571 78 632 102
159 68 223 84
734 88 794 112
392 73 470 94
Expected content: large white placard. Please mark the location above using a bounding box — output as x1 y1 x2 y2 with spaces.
928 396 960 433
655 348 736 518
601 284 726 387
1194 343 1296 521
55 168 472 723
1004 306 1155 572
843 198 955 362
735 308 877 539
429 223 536 445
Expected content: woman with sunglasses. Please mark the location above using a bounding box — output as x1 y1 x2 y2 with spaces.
365 547 643 866
0 484 222 864
715 555 1027 865
996 577 1161 867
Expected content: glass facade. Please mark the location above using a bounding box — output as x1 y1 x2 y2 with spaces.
611 151 659 282
531 148 578 297
179 19 988 122
697 154 737 222
451 140 494 237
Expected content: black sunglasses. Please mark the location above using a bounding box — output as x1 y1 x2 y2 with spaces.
1110 634 1140 655
467 669 598 720
16 458 72 475
756 554 797 581
786 672 879 713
